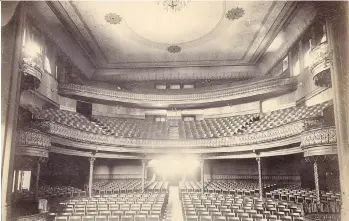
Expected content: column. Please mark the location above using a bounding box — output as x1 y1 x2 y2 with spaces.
313 161 320 203
256 157 263 200
326 4 349 220
88 157 95 198
1 3 25 221
141 159 148 193
200 159 204 193
34 159 41 200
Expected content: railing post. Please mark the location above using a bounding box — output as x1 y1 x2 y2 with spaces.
88 157 95 198
200 159 205 193
256 157 263 200
141 159 148 193
313 161 320 203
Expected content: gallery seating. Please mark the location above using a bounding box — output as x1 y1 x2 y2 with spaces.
34 101 331 141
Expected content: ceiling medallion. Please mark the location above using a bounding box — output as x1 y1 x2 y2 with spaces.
105 13 122 24
167 45 181 53
156 0 191 12
226 7 245 21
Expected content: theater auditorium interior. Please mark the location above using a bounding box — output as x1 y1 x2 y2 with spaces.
1 1 349 221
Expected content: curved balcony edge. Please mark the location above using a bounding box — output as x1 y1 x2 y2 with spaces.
38 120 305 149
58 77 298 106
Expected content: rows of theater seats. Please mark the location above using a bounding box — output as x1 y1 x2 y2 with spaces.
34 109 108 135
266 186 341 214
181 193 304 221
178 115 257 139
204 181 277 195
13 186 84 201
179 181 278 196
49 193 167 221
92 116 169 139
245 102 331 133
34 101 331 140
92 180 169 195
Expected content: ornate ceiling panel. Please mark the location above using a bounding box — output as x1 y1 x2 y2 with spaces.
49 1 293 69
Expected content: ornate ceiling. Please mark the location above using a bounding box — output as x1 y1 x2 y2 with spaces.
47 1 294 69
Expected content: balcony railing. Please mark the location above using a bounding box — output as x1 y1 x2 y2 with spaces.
301 126 337 148
16 128 50 157
58 77 298 105
310 42 332 87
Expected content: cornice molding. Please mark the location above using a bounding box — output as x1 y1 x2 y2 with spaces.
59 77 298 107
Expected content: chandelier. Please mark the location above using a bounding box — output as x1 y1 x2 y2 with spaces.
156 0 190 12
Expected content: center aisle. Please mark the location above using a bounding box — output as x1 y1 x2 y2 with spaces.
165 186 184 221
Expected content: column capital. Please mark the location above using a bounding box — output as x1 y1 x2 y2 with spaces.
199 158 205 164
142 159 149 166
256 157 261 163
89 157 96 164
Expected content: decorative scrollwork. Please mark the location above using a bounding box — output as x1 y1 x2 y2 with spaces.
167 45 181 53
301 126 336 148
226 7 244 21
16 128 50 157
105 13 122 24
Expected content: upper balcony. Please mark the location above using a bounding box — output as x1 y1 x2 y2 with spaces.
58 76 298 109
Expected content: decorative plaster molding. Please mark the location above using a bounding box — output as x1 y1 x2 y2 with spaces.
16 128 50 157
59 77 298 106
167 45 181 53
301 126 336 148
225 7 244 21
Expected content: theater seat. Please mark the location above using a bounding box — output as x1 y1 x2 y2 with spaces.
108 216 120 221
186 216 199 221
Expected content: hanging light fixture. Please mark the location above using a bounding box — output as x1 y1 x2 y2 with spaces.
156 0 190 12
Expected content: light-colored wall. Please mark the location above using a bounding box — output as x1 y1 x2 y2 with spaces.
204 157 301 182
93 159 142 179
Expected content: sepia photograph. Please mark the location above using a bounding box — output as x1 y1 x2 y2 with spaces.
1 1 348 221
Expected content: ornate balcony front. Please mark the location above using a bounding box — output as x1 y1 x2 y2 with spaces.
310 42 332 87
16 128 50 158
301 126 337 156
